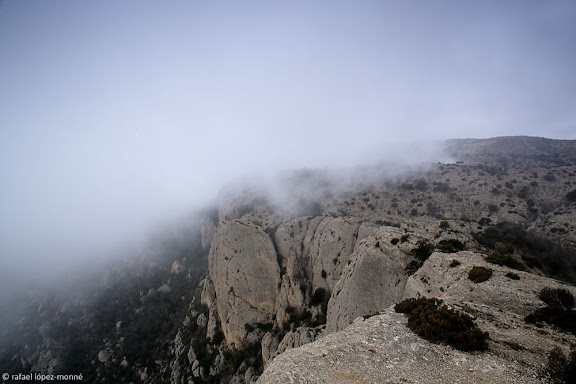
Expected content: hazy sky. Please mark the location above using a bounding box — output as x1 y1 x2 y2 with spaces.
0 1 575 285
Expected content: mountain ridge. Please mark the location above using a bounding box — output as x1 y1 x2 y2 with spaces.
1 136 576 383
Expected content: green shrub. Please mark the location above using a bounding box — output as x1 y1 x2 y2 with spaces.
539 288 575 311
439 221 450 229
525 288 576 334
468 266 493 283
410 239 435 261
395 297 440 314
449 260 461 268
485 254 526 271
437 239 465 253
546 346 576 384
400 234 410 243
405 260 423 276
404 239 435 275
505 272 520 280
394 297 488 351
522 255 543 269
391 238 400 245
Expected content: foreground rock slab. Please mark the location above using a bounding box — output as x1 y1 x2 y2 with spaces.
257 308 544 384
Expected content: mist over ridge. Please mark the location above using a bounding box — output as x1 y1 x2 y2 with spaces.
1 1 575 312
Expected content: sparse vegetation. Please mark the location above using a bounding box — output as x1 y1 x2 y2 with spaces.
468 266 493 283
485 254 526 271
505 272 520 280
449 260 461 268
473 222 576 283
410 239 435 260
405 240 435 275
394 297 488 351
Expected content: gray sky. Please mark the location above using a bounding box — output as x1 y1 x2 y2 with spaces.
0 1 575 285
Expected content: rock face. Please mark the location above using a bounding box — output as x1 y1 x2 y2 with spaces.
306 217 361 292
200 217 216 251
274 216 321 322
326 228 409 332
209 220 281 346
259 247 576 383
273 216 362 327
257 308 550 384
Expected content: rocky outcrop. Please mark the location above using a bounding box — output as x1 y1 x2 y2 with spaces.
404 251 576 316
275 327 318 356
257 307 562 384
209 220 281 346
261 332 279 365
326 227 409 333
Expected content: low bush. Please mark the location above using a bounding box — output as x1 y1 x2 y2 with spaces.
505 272 520 280
410 239 435 260
525 288 576 334
405 260 423 276
405 239 435 275
485 254 526 271
394 297 488 351
539 288 575 310
468 266 493 283
546 346 576 384
449 260 461 268
437 239 465 253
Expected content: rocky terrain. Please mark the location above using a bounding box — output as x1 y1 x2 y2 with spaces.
1 136 576 383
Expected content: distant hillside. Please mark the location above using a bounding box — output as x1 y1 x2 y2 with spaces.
444 136 576 167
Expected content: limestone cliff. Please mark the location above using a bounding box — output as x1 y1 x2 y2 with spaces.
208 220 281 346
